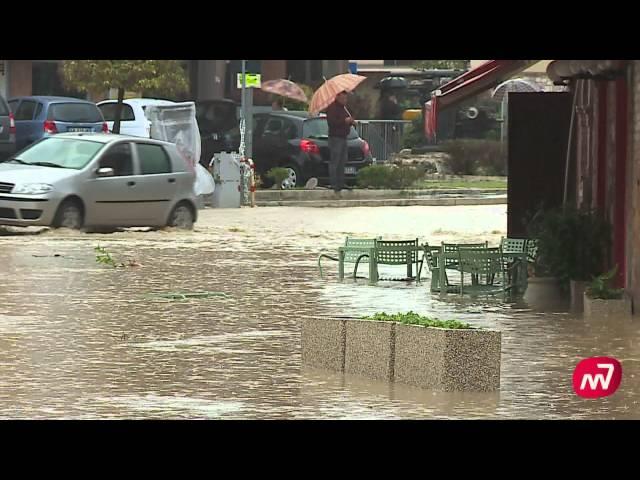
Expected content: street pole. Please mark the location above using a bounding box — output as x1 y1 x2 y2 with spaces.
239 60 253 160
246 82 253 160
241 60 246 158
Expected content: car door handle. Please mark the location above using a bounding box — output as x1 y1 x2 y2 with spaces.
127 181 136 187
168 178 176 183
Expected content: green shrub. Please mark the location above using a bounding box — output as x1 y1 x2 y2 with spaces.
362 311 475 329
265 167 290 187
526 206 612 287
441 139 506 175
356 165 425 189
586 266 624 300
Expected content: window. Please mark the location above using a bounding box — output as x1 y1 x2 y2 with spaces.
137 143 171 174
98 103 136 122
8 100 19 113
48 103 103 123
0 99 8 116
99 143 134 176
262 118 284 137
15 138 104 169
15 101 37 121
34 103 43 119
303 118 358 140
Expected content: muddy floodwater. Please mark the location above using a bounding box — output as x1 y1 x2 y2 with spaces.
1 205 639 419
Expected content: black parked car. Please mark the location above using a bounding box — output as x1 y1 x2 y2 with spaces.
0 94 16 161
250 111 373 188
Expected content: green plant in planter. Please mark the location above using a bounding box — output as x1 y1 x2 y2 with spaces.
363 311 475 329
526 206 612 288
585 266 624 300
265 167 290 188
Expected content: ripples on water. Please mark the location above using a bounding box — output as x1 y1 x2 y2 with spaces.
0 206 639 419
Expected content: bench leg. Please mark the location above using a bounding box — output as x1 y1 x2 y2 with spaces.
368 249 378 285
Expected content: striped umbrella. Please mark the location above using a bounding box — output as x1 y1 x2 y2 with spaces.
492 78 541 102
260 79 308 103
308 73 367 115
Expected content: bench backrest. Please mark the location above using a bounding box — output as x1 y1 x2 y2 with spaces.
526 239 539 264
376 239 420 265
342 237 378 263
458 247 503 276
501 237 527 255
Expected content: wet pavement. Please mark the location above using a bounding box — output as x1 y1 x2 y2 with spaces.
1 204 639 419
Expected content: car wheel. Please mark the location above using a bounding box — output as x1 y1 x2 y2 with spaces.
52 200 84 230
281 164 302 189
168 202 194 230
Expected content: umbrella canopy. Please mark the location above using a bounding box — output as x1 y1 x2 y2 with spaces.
260 79 308 103
492 78 540 102
308 73 367 115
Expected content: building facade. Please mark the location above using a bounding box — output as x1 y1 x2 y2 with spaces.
0 60 349 103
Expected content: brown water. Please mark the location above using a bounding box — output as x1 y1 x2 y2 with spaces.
1 205 639 419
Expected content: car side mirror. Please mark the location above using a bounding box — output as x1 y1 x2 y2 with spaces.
96 167 115 177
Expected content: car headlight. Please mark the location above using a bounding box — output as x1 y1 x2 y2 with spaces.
12 183 54 195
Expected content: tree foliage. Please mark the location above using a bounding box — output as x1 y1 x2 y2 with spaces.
61 60 189 133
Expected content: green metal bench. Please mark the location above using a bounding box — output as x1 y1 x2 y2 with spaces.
500 237 529 292
458 246 522 296
365 238 425 284
318 237 378 280
424 243 459 293
458 247 508 296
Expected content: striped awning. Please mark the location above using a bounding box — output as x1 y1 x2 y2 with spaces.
424 60 538 141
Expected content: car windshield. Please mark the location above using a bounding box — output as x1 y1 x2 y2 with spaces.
302 118 358 140
49 103 103 123
11 137 105 169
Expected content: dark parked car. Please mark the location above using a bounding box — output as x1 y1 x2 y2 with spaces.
195 99 240 166
250 111 373 188
0 94 15 161
8 96 108 151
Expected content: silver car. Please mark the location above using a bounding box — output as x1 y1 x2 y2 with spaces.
0 133 198 230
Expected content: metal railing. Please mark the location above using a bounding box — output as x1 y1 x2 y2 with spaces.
355 120 412 163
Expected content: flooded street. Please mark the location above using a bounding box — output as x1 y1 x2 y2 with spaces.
1 204 639 419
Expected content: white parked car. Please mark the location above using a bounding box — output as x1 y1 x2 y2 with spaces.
97 98 175 138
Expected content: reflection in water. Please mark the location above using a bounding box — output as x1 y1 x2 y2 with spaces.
0 206 639 419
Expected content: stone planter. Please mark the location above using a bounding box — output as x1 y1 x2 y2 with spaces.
570 280 588 312
523 277 566 309
583 292 632 319
394 324 501 391
301 317 501 391
344 319 395 382
301 317 346 372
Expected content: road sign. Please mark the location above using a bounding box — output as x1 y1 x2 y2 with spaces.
237 73 261 89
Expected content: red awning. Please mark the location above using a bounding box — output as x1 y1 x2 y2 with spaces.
425 60 538 140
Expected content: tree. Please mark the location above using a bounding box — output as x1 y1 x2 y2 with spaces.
61 60 189 134
414 60 470 71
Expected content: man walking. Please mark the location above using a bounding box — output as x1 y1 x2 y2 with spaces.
326 91 356 193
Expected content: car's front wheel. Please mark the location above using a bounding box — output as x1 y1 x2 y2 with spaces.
281 164 302 189
52 199 84 230
167 202 195 230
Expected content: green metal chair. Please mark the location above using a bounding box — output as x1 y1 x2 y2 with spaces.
318 237 379 279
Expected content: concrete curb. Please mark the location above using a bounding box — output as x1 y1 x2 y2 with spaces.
257 197 507 208
256 188 506 201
